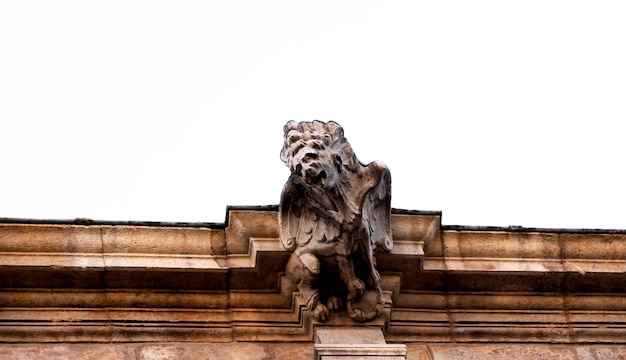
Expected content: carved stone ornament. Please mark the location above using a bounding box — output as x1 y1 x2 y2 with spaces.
279 120 392 322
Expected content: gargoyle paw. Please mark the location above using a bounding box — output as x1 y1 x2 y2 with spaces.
313 304 330 322
347 278 365 300
326 296 343 312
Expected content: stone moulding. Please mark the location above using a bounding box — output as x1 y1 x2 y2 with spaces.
2 207 626 343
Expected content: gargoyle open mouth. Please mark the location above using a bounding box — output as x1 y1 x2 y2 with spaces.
310 170 327 184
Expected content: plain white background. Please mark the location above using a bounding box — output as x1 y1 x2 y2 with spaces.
1 1 624 229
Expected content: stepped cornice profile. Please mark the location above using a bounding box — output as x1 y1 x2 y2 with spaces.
2 207 626 343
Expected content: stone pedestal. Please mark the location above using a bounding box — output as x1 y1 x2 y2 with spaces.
314 327 406 360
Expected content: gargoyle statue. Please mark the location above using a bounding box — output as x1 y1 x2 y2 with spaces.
279 120 392 322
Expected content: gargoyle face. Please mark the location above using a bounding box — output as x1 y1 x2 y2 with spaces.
290 140 340 190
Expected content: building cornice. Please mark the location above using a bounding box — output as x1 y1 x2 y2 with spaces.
2 208 626 343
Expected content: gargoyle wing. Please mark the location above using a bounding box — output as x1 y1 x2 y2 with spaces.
279 176 342 251
362 161 392 252
278 177 302 251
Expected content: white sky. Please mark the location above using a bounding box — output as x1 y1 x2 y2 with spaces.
1 1 625 229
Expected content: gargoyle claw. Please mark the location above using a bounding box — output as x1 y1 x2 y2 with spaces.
327 296 343 312
313 304 330 322
347 278 365 300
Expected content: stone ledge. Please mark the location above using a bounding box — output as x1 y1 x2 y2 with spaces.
3 209 626 275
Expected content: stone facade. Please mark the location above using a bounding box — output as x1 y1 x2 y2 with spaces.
2 208 626 358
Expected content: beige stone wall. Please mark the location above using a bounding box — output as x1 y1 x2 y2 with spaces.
1 343 625 359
